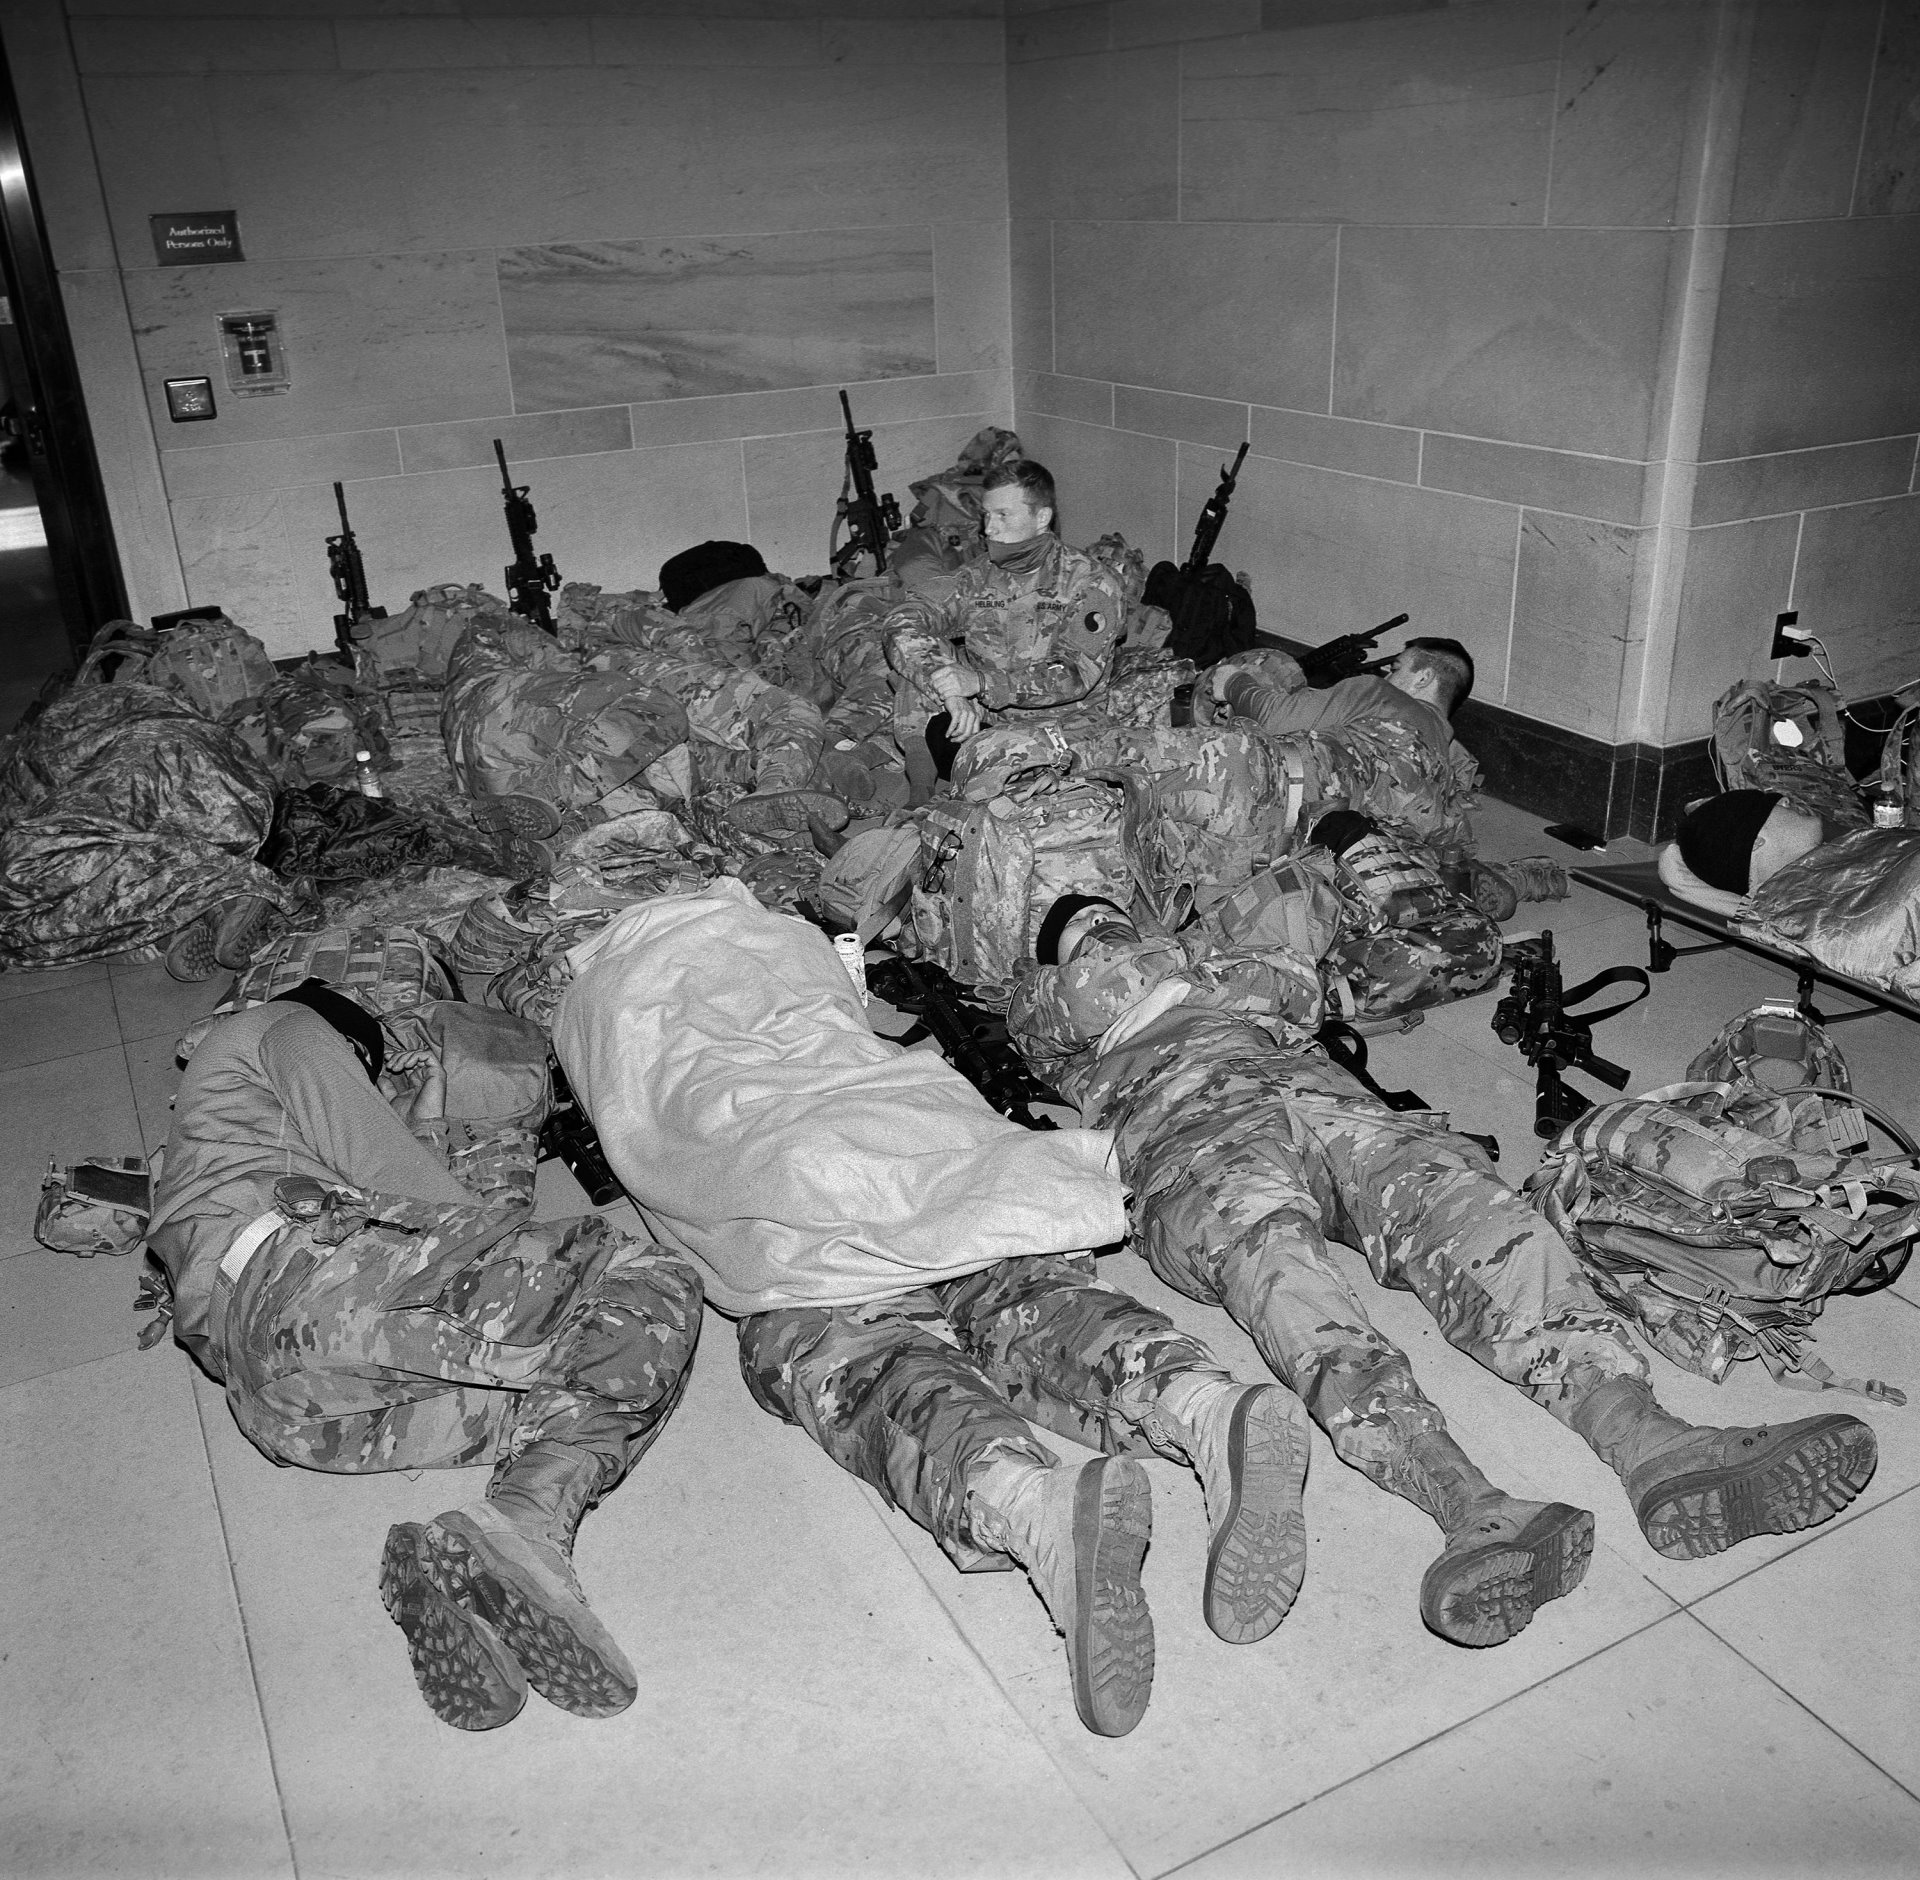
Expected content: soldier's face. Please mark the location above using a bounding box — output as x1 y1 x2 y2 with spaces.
982 487 1051 545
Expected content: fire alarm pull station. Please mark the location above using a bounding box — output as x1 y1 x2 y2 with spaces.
218 310 290 395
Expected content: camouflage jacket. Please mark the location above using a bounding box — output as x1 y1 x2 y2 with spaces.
883 533 1127 718
1006 929 1324 1104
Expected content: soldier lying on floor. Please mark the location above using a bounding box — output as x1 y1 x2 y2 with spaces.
1003 897 1880 1645
552 877 1313 1738
145 981 703 1732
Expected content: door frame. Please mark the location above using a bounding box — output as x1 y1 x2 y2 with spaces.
0 37 128 658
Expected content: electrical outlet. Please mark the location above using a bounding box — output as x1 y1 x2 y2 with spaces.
1770 610 1810 659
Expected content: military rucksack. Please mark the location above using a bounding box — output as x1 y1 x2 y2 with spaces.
1526 1084 1918 1401
34 1154 153 1257
78 615 277 720
1684 1000 1868 1159
1709 677 1867 828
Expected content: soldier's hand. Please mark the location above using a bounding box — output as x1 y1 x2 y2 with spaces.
944 695 984 739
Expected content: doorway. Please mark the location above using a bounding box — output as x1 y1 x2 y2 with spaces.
0 39 127 732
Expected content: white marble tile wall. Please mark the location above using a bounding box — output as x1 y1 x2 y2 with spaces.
37 1 1011 649
1005 0 1920 753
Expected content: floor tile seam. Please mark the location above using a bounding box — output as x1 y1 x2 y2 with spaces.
1655 1479 1920 1613
1147 1601 1691 1880
1673 1602 1920 1811
0 1334 158 1393
853 1479 1149 1880
190 1377 304 1880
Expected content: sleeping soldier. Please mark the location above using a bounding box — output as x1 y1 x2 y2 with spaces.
146 984 702 1733
553 879 1316 1738
1005 901 1880 1645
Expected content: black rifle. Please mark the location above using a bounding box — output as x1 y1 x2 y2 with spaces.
865 954 1062 1132
830 390 902 579
1294 612 1407 689
1142 442 1257 668
1491 932 1648 1138
327 482 387 662
538 1060 624 1207
493 439 561 634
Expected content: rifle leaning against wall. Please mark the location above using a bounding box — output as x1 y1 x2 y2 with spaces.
1141 440 1258 670
327 481 388 662
829 390 902 579
493 438 561 634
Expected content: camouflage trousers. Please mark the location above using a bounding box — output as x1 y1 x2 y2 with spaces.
1089 1013 1646 1492
737 1254 1232 1571
218 1194 702 1486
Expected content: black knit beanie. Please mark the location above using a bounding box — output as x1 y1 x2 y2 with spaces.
657 540 768 613
1676 790 1781 895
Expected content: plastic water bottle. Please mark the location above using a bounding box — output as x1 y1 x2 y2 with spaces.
354 750 384 799
833 931 869 1006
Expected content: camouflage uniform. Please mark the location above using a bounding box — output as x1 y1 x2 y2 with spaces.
738 1252 1236 1571
150 1001 702 1486
440 616 691 837
1007 934 1649 1494
883 533 1128 730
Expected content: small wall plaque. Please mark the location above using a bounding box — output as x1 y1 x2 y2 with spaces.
164 377 217 422
151 211 243 266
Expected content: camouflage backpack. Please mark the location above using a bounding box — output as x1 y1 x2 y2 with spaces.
1684 1000 1868 1160
1709 677 1867 829
176 923 455 1061
34 1154 153 1257
1526 1085 1918 1401
77 614 277 719
352 583 511 687
905 758 1137 999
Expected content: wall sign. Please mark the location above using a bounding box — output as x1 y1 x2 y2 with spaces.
150 211 243 266
163 377 217 422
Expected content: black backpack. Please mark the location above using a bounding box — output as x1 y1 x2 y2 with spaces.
1141 560 1258 670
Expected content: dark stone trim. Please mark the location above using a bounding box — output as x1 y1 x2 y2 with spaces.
1452 699 1716 843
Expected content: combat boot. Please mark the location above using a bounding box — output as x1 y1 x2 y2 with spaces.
721 787 850 839
968 1453 1154 1737
1150 1375 1311 1644
1381 1427 1594 1648
378 1521 527 1731
1567 1374 1877 1560
406 1440 638 1719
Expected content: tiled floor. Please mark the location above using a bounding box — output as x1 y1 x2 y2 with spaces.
3 800 1916 1879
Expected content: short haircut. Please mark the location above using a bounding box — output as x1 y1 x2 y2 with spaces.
982 458 1056 521
1402 637 1474 715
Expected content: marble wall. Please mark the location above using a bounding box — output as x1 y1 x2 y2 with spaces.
24 0 1013 653
1006 0 1920 770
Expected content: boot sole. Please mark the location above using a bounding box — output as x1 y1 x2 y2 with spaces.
164 920 219 984
476 793 563 840
1204 1385 1311 1645
425 1513 638 1720
379 1523 527 1731
1419 1503 1594 1649
1070 1458 1155 1738
1635 1416 1878 1560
